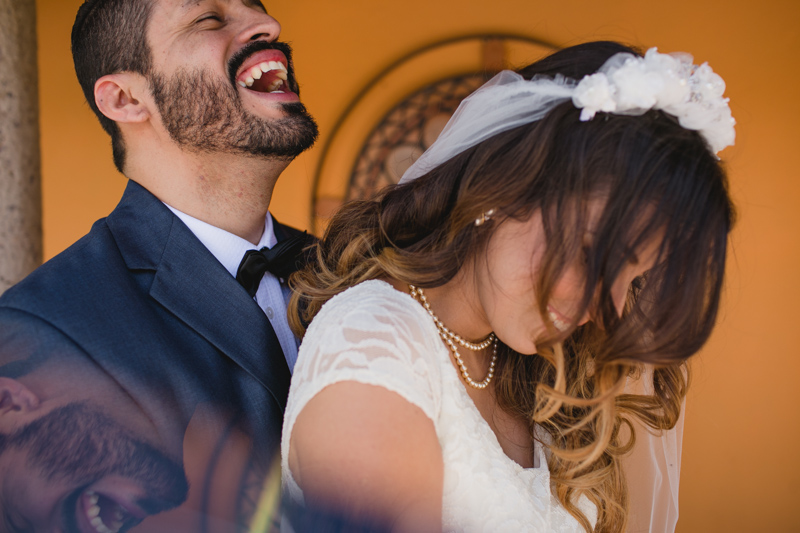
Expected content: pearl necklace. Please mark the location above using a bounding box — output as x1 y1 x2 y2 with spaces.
409 285 497 390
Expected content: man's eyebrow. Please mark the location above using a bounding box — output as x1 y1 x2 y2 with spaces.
178 0 267 13
180 0 209 10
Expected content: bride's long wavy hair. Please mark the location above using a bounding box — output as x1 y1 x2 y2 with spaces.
288 41 735 532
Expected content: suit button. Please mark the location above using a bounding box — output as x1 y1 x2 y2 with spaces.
266 307 275 319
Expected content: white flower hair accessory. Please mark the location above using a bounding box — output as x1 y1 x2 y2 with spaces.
573 48 735 153
400 47 735 184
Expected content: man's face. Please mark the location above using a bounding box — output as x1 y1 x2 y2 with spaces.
0 403 188 533
144 0 318 158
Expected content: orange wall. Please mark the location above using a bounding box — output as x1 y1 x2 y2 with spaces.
37 1 800 531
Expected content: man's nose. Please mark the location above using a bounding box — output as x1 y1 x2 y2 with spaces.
236 12 281 44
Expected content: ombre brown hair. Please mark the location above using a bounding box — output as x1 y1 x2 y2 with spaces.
289 41 735 532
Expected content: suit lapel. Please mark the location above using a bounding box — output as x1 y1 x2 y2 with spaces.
107 181 291 410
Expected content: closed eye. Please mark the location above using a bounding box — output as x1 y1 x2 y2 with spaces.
580 245 591 267
195 13 223 24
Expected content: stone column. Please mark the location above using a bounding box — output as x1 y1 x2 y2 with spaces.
0 0 42 295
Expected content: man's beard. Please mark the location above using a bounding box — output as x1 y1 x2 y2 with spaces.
149 66 319 159
0 403 189 517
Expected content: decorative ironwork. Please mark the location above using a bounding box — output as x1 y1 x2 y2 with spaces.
311 34 557 232
347 74 487 200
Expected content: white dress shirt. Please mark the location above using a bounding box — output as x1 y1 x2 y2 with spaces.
165 204 300 372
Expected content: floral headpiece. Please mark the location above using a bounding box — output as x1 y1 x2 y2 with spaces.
399 48 735 184
573 48 735 154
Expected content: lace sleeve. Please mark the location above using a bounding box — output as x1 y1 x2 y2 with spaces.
281 281 443 500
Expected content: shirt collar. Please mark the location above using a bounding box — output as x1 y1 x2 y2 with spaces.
164 204 278 278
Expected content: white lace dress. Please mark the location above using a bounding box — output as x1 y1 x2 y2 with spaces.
282 280 597 532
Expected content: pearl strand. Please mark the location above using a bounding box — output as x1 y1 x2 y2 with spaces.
409 285 498 390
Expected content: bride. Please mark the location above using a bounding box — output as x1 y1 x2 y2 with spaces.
280 41 735 532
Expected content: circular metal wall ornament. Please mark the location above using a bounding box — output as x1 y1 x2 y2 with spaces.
347 73 486 202
311 34 557 234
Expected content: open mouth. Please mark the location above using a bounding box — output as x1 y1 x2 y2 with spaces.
77 488 145 533
234 51 293 95
547 308 571 333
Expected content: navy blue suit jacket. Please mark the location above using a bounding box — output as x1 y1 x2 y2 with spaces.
0 180 294 454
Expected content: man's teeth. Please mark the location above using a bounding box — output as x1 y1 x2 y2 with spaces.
237 61 289 92
548 311 570 332
85 490 127 533
260 61 288 76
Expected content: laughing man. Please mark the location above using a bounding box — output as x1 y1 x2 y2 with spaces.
0 0 318 530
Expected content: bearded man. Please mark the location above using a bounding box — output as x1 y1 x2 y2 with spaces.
0 0 318 530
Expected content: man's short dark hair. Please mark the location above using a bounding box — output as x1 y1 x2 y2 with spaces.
71 0 155 173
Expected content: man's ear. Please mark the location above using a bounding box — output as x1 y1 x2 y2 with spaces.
94 73 152 124
0 377 40 433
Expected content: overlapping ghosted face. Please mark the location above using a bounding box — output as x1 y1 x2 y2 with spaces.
0 403 188 533
145 0 318 158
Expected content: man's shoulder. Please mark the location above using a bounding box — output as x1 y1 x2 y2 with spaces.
0 216 121 312
0 181 177 316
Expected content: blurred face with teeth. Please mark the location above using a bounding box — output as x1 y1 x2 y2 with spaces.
144 0 318 158
0 403 188 533
0 339 190 533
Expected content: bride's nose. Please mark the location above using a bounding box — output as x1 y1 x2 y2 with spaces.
611 288 627 318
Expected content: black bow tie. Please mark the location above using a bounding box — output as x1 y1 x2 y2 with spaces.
236 233 312 297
